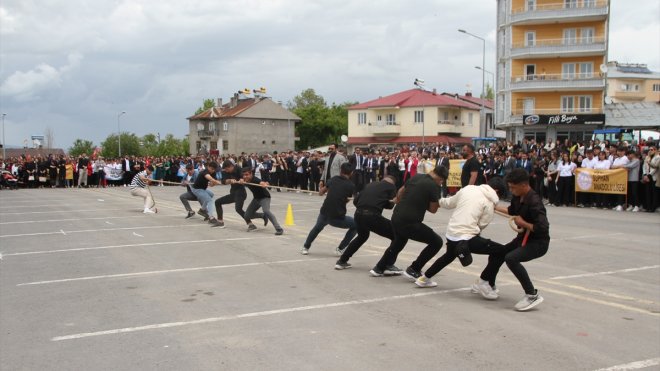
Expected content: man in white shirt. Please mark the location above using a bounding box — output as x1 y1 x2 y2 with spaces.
611 147 630 211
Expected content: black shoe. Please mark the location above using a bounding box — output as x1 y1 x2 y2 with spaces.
403 266 421 281
263 215 269 226
384 265 403 275
275 229 284 236
185 211 195 219
247 224 257 232
335 260 352 270
369 267 384 277
209 218 225 228
198 209 209 220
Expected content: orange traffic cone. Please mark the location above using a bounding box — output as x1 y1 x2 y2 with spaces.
284 203 295 226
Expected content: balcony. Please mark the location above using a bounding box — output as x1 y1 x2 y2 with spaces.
610 90 646 101
510 73 605 91
437 119 461 126
197 129 219 138
368 121 401 136
510 0 608 25
510 37 606 59
511 107 604 115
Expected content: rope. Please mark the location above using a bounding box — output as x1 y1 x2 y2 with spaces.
153 179 320 195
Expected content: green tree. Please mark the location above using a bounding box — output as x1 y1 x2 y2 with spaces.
155 134 188 157
141 133 159 156
68 139 95 157
100 133 142 158
287 88 326 110
482 82 494 100
194 98 215 115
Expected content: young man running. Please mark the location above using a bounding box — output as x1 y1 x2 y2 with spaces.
130 165 157 214
370 166 448 278
334 175 399 270
301 162 357 255
240 167 284 235
190 161 223 227
474 168 550 311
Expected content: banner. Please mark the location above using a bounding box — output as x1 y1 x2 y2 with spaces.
447 159 466 187
575 168 627 195
523 114 605 126
104 166 124 181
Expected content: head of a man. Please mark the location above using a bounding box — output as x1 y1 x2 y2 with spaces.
340 162 354 178
221 160 234 173
488 176 507 199
505 168 530 197
430 165 448 186
206 161 219 173
185 164 194 175
241 167 253 182
462 144 475 159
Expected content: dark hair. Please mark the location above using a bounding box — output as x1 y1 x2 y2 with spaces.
464 143 475 153
146 165 154 172
221 160 234 169
433 165 448 179
340 162 354 175
505 168 529 184
241 167 252 174
185 164 193 170
487 177 507 197
207 161 219 169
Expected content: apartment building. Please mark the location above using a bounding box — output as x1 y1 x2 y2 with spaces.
496 0 610 144
606 61 660 103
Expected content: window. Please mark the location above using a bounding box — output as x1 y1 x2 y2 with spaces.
561 96 575 113
377 115 382 123
414 110 424 123
526 0 535 11
525 64 536 80
579 62 593 78
222 140 229 151
584 0 596 7
633 84 640 92
210 141 217 150
443 111 449 121
563 28 577 45
209 121 216 131
386 114 396 125
578 96 592 112
468 113 474 127
564 0 577 8
525 31 536 47
653 84 660 92
580 27 595 44
523 98 535 114
196 141 201 152
562 63 576 79
223 122 228 131
357 112 367 125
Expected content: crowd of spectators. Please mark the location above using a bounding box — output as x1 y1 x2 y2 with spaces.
2 137 659 213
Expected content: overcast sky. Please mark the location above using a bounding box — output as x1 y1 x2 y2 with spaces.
1 0 658 150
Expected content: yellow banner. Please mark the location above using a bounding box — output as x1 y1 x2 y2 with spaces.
575 168 628 195
447 159 465 187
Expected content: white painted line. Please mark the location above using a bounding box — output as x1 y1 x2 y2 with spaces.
105 221 113 225
550 265 660 280
132 232 144 238
0 208 127 216
0 215 147 225
18 257 325 286
51 286 470 341
593 357 660 371
0 224 207 238
60 229 66 236
551 232 625 242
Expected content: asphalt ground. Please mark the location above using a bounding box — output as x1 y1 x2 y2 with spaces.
0 185 659 371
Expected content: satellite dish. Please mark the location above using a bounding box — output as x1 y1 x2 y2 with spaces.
599 64 608 73
604 96 613 104
340 135 348 143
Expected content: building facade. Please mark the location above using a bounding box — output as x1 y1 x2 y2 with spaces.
347 89 484 150
606 62 660 103
187 94 300 155
496 0 610 144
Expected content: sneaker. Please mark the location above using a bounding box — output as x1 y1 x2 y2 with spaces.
415 276 438 288
247 224 257 232
301 247 309 255
335 246 346 257
384 265 403 275
514 291 544 311
275 229 284 235
185 211 195 219
614 205 624 211
143 208 155 214
403 266 421 281
334 260 352 270
474 279 499 300
470 280 500 294
198 209 210 220
209 218 225 228
632 206 640 212
263 215 269 226
369 267 384 277
577 203 584 208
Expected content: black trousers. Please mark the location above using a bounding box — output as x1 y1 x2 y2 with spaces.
557 176 573 205
375 219 443 272
424 236 502 278
215 190 247 222
340 211 394 262
480 236 549 295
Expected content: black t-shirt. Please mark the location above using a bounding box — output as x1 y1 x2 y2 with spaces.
222 166 246 193
246 177 270 199
193 169 216 190
354 180 397 214
508 189 550 241
392 174 440 224
461 156 482 187
320 175 354 218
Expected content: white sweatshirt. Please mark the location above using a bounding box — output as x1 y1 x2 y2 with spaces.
439 184 499 241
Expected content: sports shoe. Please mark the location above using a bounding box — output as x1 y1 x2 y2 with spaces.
470 280 500 294
198 209 210 220
209 218 225 228
301 247 309 255
335 246 346 256
626 205 633 212
577 203 584 208
263 215 269 226
632 206 640 212
415 276 438 288
334 260 352 270
403 266 421 281
384 265 403 275
247 224 257 232
369 267 384 277
474 279 499 300
143 208 156 214
514 290 544 311
275 229 284 235
614 205 623 211
185 211 195 219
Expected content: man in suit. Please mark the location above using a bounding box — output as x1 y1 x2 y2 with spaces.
503 150 516 176
349 147 366 194
364 151 378 184
295 152 309 190
436 150 450 198
516 152 533 174
320 144 347 186
122 155 133 187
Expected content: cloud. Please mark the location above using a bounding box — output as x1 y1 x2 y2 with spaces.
1 53 83 101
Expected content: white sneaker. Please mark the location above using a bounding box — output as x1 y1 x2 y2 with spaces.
334 247 345 256
474 279 499 300
614 205 623 211
515 291 544 311
143 208 155 214
632 206 640 212
415 276 438 288
471 279 499 294
300 248 309 255
626 205 633 212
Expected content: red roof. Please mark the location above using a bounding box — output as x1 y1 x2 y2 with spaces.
347 135 471 145
349 89 478 110
442 93 494 110
187 99 258 120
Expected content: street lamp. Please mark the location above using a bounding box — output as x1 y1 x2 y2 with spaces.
117 111 126 157
414 78 426 147
459 29 486 137
2 113 6 162
476 66 495 136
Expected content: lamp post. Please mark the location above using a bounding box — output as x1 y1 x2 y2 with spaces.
475 66 495 136
414 78 426 147
117 111 126 157
1 113 6 162
459 29 486 137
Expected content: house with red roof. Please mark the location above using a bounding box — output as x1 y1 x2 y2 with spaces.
187 93 300 155
347 88 485 150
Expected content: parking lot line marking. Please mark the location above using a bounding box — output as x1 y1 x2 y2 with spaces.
593 357 660 371
0 215 147 225
540 279 658 306
0 224 207 238
17 258 326 286
0 208 127 215
549 265 660 280
50 286 471 341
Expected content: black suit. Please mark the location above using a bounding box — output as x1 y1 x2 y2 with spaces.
349 154 366 193
364 157 378 184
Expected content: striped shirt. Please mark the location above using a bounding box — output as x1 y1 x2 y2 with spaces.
130 171 148 189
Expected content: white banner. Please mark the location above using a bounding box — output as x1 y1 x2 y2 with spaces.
104 166 124 181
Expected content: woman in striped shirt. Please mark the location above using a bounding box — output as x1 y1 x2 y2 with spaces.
130 165 156 213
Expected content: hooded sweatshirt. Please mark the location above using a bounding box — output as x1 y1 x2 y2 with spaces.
439 184 500 241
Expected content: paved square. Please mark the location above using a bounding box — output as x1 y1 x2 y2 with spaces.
1 187 659 370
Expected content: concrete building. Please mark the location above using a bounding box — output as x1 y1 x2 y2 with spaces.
347 89 483 150
187 93 300 155
496 0 610 144
606 62 660 103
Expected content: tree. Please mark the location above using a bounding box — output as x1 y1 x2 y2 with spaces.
44 126 55 149
194 98 215 115
100 133 142 158
482 82 494 100
141 133 159 156
69 139 95 157
287 88 326 110
290 88 354 149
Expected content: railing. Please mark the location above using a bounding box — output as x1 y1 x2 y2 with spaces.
511 72 601 83
511 36 605 49
437 120 461 125
510 0 608 23
368 121 400 135
197 129 219 138
512 0 608 14
511 108 604 115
